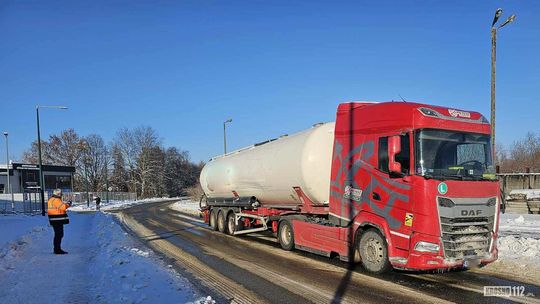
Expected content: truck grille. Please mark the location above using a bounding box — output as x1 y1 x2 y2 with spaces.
440 216 494 259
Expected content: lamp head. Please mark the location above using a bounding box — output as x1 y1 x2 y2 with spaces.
492 8 503 27
3 132 7 136
499 14 516 28
224 118 233 123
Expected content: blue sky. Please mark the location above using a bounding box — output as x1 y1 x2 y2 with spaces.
1 1 538 163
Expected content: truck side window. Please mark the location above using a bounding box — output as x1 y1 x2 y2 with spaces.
378 137 389 173
396 134 410 174
378 134 410 175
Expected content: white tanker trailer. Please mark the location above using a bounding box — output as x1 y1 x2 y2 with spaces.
200 122 335 207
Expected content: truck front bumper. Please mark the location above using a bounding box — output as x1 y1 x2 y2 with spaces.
390 232 499 271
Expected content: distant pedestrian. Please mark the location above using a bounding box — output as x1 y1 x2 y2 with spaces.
95 196 101 211
47 189 72 254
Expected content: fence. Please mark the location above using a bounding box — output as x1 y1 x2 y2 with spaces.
498 173 540 214
498 173 540 194
68 192 137 204
0 192 48 214
0 191 137 214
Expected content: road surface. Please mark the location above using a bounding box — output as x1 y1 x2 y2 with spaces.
117 200 540 304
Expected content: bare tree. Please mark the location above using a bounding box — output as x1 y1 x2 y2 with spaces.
109 144 129 192
164 147 191 197
22 140 54 164
114 128 140 194
21 126 206 197
78 134 109 192
133 126 162 198
498 132 540 172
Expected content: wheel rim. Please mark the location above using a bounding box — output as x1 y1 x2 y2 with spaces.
280 224 292 246
364 237 383 264
228 216 235 233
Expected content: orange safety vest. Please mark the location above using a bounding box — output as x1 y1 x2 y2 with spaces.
47 196 70 224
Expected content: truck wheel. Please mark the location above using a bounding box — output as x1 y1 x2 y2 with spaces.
209 209 218 231
278 220 294 251
358 229 391 274
227 212 243 235
217 210 227 233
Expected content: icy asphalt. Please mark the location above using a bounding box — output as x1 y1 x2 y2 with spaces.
119 201 540 304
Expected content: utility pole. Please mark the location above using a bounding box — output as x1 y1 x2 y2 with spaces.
223 118 232 155
36 107 45 216
36 105 68 216
105 160 110 204
490 9 516 162
3 132 14 211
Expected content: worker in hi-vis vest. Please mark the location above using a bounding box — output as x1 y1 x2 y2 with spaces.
47 189 72 254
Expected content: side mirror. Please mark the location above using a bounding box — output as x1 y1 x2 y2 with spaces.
388 135 402 174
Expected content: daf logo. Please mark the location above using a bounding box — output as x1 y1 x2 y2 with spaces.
461 209 482 216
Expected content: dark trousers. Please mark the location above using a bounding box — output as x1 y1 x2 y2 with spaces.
52 223 64 251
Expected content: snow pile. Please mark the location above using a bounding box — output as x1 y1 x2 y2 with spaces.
497 214 540 261
498 236 540 260
70 197 179 212
191 296 217 304
508 189 540 200
499 214 540 238
169 199 202 217
484 213 540 283
0 214 46 249
0 212 200 303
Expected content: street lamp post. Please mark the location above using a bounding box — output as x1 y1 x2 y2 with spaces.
223 118 232 155
36 105 68 216
490 8 516 161
3 132 14 210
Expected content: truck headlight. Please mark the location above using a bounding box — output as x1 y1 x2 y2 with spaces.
414 241 440 253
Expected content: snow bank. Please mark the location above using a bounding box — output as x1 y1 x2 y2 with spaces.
498 235 540 261
169 199 202 217
0 212 200 303
70 197 179 212
497 214 540 261
0 214 46 249
482 213 540 283
508 189 540 201
499 213 540 238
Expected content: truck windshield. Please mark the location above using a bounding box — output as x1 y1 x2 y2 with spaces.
415 129 495 181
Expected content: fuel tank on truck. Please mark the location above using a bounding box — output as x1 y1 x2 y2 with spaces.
200 122 335 207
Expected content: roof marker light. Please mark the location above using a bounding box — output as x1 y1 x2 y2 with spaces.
419 107 439 117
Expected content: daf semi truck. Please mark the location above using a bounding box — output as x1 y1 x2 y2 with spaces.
199 101 500 273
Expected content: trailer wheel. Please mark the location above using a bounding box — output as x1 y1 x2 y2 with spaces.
217 210 227 233
358 229 391 274
278 220 294 251
227 212 243 235
209 209 218 231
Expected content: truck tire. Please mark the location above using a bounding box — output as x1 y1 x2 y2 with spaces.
227 212 243 235
209 209 218 231
358 229 391 274
217 210 227 233
278 220 294 251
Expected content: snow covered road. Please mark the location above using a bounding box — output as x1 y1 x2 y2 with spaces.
0 211 206 303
